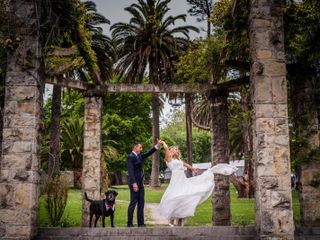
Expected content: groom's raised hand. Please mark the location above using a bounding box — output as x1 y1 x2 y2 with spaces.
156 138 163 148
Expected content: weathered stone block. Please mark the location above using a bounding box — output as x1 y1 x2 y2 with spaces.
5 86 37 101
15 183 36 209
257 133 274 148
253 76 273 103
271 210 294 236
6 225 32 238
259 176 279 189
13 170 39 183
256 118 275 133
273 146 289 175
255 104 273 118
270 190 291 209
1 210 33 226
2 128 35 141
1 153 32 170
271 77 287 103
264 62 286 77
252 61 264 75
0 184 14 208
257 50 273 59
300 162 320 186
274 134 289 148
253 31 270 48
273 104 288 118
251 19 273 29
2 141 32 153
3 116 36 128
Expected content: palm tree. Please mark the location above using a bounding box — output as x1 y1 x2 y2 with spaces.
43 0 113 179
111 0 198 188
60 118 118 188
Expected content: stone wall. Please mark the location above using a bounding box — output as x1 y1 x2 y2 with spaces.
81 94 103 227
249 0 294 239
0 0 43 239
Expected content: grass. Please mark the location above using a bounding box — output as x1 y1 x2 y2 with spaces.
38 185 300 227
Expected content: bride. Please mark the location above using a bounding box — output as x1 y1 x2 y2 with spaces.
158 140 237 227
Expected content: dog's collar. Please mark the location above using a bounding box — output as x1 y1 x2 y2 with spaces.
105 202 115 211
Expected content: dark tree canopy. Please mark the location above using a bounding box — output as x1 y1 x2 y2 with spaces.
187 0 213 20
187 0 213 36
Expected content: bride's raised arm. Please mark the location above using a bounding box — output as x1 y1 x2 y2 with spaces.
161 141 171 162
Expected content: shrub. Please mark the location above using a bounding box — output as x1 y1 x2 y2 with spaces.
46 176 68 226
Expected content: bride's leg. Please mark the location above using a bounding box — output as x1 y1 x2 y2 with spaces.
169 218 175 227
181 218 186 226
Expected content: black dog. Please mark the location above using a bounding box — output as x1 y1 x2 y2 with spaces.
84 190 118 227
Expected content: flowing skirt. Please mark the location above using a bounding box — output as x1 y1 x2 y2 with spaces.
159 163 236 219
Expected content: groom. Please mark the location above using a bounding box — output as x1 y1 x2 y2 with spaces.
127 140 161 227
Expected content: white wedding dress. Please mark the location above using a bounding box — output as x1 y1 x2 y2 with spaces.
159 159 237 220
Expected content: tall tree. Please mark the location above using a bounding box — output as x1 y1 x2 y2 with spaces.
111 0 198 188
187 0 213 37
42 0 113 179
285 0 320 227
185 0 213 162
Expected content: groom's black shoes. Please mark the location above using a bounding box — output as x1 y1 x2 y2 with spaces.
138 224 146 227
127 224 134 227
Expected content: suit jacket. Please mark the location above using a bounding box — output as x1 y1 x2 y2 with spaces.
127 147 157 185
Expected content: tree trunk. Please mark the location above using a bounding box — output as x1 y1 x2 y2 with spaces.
290 71 320 227
185 93 193 177
150 93 161 188
148 0 161 188
240 88 254 198
48 84 62 179
210 90 231 226
205 0 211 38
230 175 249 198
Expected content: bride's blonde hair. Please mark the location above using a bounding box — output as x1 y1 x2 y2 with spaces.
169 146 181 159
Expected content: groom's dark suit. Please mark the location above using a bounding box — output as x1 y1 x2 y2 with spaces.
127 146 157 227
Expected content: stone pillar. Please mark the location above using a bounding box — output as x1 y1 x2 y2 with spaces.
210 90 231 226
249 0 294 239
81 93 103 227
299 162 320 226
0 1 43 239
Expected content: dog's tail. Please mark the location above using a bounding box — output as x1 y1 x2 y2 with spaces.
84 192 93 202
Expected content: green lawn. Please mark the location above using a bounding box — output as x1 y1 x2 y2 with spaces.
38 185 300 227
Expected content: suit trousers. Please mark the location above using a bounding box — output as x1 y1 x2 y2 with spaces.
127 183 145 226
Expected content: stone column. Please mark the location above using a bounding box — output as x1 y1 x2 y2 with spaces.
81 92 103 227
0 1 43 239
249 0 294 239
299 162 320 227
210 90 231 226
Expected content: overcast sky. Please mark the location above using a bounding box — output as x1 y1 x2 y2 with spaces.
92 0 206 39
